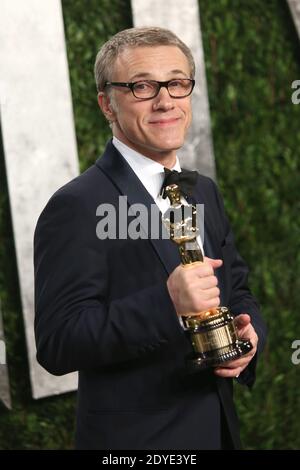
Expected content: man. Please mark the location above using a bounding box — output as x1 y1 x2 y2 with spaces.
34 27 267 450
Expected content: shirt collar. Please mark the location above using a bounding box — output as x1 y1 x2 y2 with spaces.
112 136 181 200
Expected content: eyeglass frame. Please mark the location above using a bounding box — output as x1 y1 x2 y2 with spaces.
104 78 195 100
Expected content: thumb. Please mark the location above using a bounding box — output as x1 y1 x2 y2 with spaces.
234 313 251 328
204 257 223 269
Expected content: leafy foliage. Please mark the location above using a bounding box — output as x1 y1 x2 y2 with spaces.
199 0 300 449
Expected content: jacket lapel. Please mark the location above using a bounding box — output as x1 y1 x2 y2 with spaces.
95 141 180 275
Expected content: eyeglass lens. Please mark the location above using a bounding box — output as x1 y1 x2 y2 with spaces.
132 79 193 98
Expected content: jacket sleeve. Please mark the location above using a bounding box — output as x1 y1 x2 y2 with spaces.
34 192 184 376
211 179 267 387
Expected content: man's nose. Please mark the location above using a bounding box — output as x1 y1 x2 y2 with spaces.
152 86 174 111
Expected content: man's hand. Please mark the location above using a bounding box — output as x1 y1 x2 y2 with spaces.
214 314 258 378
167 257 223 317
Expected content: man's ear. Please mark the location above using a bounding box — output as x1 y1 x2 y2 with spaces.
97 92 116 123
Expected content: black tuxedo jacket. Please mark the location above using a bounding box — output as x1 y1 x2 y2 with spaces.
34 141 267 450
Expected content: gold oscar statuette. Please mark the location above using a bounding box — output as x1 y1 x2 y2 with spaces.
162 183 252 370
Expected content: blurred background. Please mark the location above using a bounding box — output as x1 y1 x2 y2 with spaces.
0 0 299 449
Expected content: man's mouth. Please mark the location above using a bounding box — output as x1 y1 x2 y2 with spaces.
148 117 180 126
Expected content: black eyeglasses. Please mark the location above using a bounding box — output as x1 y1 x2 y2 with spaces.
104 79 195 100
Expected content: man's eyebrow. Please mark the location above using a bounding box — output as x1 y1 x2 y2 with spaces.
129 72 152 81
129 70 189 81
168 69 189 77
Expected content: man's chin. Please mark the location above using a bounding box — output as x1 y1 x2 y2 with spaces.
149 135 184 150
123 137 184 160
157 142 184 153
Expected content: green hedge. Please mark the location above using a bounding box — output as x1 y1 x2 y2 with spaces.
0 0 299 449
198 0 300 449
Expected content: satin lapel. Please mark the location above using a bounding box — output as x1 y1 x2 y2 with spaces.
95 141 180 275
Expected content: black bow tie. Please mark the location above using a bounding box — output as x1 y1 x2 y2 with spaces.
160 168 198 199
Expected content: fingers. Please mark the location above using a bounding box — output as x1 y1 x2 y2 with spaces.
214 366 243 378
167 259 223 316
184 291 220 313
187 258 222 277
188 262 216 279
189 296 220 313
204 257 223 269
195 275 218 289
214 344 257 378
199 286 220 301
215 353 254 370
234 313 251 328
214 358 247 377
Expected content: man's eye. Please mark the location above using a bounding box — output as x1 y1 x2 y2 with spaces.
169 80 184 88
134 82 153 91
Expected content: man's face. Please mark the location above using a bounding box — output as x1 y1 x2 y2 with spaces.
99 46 193 165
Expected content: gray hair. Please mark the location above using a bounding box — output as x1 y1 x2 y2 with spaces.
94 27 195 92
